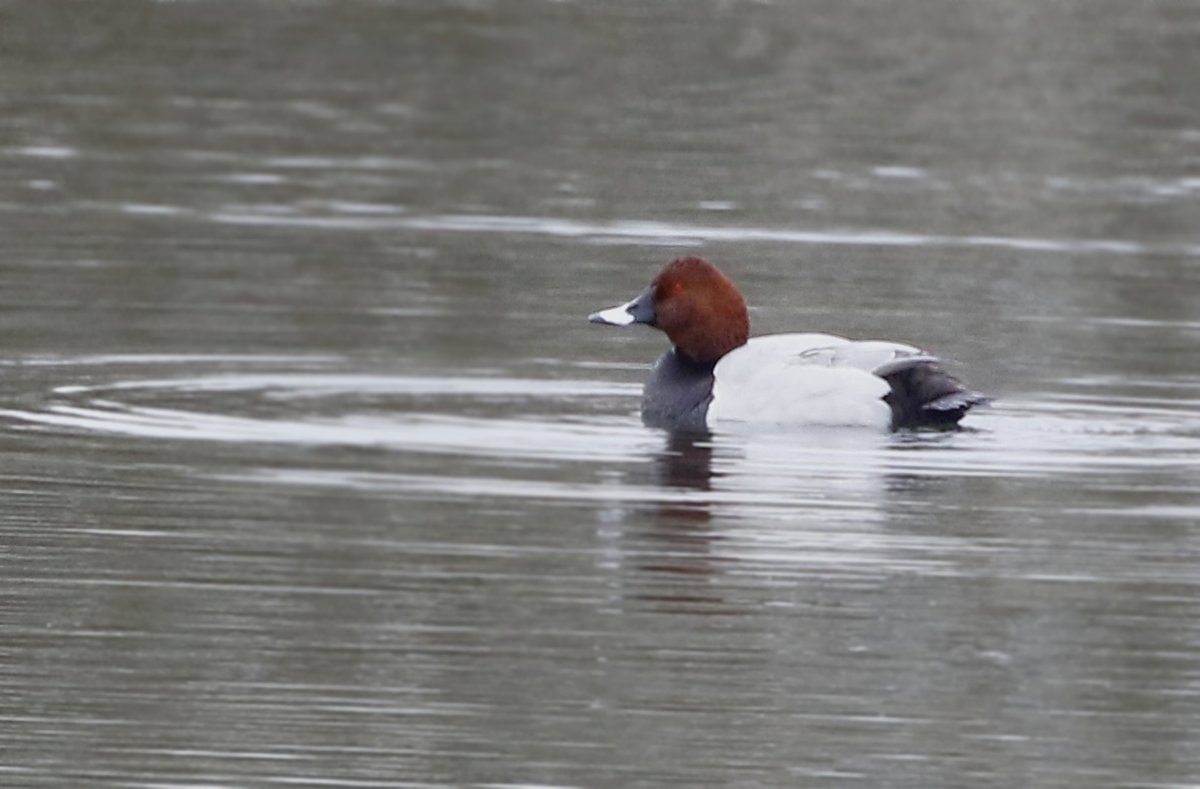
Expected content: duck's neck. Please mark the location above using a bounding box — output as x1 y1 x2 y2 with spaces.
672 320 749 366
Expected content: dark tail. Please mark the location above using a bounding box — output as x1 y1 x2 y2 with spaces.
879 359 989 430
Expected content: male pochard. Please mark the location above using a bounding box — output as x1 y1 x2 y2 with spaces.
589 257 987 431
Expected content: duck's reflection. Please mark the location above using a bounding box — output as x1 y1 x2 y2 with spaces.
656 430 716 492
604 418 994 618
628 430 733 613
620 427 917 614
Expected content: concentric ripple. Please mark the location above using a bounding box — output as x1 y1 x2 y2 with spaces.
2 356 1197 503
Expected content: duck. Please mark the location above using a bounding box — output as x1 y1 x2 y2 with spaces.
589 256 988 432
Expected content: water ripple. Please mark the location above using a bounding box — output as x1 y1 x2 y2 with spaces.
204 211 1195 257
1 363 1196 487
48 198 1198 257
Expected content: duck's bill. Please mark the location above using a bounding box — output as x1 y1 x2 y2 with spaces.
588 302 638 326
587 287 656 326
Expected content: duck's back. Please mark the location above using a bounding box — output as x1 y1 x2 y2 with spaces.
708 334 897 429
641 333 986 431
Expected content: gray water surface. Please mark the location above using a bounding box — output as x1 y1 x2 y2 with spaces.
2 2 1200 787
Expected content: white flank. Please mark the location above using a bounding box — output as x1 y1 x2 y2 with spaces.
706 333 925 429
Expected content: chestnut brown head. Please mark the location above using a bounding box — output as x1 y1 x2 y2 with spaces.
589 257 750 364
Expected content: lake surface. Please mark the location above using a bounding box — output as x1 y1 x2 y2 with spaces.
2 1 1200 786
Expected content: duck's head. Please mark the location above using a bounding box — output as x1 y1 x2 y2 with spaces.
589 257 750 365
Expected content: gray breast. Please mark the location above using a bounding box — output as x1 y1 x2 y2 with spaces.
641 349 715 432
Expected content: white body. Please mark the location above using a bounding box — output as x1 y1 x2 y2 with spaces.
706 333 928 429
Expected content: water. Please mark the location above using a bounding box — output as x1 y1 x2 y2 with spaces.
2 1 1200 786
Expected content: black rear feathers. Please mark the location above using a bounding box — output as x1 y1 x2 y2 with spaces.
880 359 989 430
